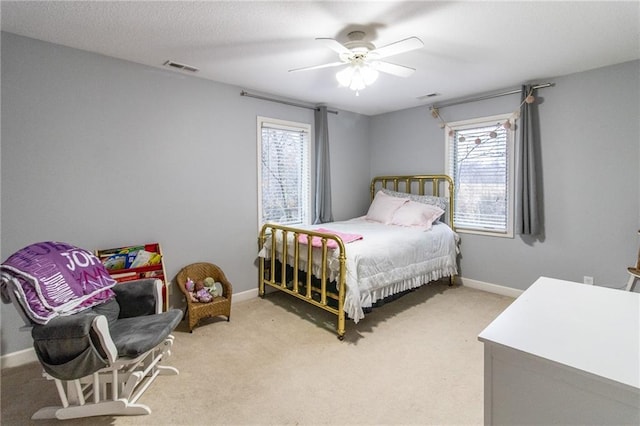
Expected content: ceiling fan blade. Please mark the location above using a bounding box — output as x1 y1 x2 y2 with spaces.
316 37 352 55
372 61 416 78
288 62 345 73
370 36 424 59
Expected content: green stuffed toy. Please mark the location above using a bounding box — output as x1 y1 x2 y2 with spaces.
203 276 223 298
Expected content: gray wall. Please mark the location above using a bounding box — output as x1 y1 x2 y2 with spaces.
371 60 640 291
2 31 638 356
0 33 371 355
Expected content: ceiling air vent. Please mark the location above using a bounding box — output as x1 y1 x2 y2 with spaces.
163 60 199 73
416 92 440 100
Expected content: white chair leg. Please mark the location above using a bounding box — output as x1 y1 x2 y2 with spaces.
32 400 151 420
157 365 179 376
626 274 638 292
31 336 179 420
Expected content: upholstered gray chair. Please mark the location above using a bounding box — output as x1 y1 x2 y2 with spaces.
2 272 182 420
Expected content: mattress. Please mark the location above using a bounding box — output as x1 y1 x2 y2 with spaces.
259 217 459 322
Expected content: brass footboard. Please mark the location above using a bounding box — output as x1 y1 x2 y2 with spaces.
258 224 347 340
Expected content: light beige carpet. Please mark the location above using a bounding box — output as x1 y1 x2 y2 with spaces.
1 281 513 425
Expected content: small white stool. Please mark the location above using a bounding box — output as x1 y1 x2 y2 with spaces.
626 268 639 292
626 229 640 292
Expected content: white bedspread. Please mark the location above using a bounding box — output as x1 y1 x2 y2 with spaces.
259 217 459 323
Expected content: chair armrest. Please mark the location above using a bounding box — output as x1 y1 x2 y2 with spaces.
91 315 117 363
219 279 233 302
112 278 163 318
31 311 98 340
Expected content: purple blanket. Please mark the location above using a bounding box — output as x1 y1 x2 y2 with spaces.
1 242 116 324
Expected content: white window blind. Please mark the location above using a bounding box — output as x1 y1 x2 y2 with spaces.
445 114 514 236
257 118 311 227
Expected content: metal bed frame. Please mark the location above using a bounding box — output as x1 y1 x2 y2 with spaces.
258 174 455 340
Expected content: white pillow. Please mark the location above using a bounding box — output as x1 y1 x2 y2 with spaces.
391 200 445 230
380 188 448 212
366 191 408 224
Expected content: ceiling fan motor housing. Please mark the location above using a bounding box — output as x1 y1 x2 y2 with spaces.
344 31 375 51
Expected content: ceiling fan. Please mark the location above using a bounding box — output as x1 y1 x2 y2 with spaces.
289 30 424 93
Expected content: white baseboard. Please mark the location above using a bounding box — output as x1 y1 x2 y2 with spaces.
231 287 259 303
1 346 38 369
459 277 524 298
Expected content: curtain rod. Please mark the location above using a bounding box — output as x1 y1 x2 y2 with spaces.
240 91 339 115
430 83 554 110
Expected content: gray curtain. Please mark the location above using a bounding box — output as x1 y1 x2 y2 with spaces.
313 106 333 224
516 85 542 236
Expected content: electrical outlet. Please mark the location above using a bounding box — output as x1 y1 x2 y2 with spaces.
583 276 594 285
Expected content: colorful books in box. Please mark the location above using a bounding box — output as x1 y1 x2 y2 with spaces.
130 250 154 268
99 245 147 270
122 246 145 268
103 254 127 271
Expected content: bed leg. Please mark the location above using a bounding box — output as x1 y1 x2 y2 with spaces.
337 311 346 341
449 276 455 287
258 264 265 298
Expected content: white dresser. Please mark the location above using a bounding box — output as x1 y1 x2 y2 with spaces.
478 276 639 425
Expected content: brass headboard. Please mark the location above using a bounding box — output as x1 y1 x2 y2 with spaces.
370 174 455 229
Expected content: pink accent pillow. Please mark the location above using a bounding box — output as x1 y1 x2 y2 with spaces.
366 191 408 224
391 200 445 230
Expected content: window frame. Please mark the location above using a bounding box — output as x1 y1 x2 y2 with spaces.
444 113 516 238
257 116 312 230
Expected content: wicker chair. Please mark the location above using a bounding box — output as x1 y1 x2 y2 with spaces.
176 262 232 332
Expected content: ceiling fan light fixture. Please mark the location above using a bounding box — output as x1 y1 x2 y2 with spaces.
309 31 422 94
361 65 379 85
336 66 355 87
336 64 378 92
349 69 366 91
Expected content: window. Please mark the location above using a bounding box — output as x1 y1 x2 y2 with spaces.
257 117 311 228
445 113 515 237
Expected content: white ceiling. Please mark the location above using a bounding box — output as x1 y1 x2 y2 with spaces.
2 1 639 116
